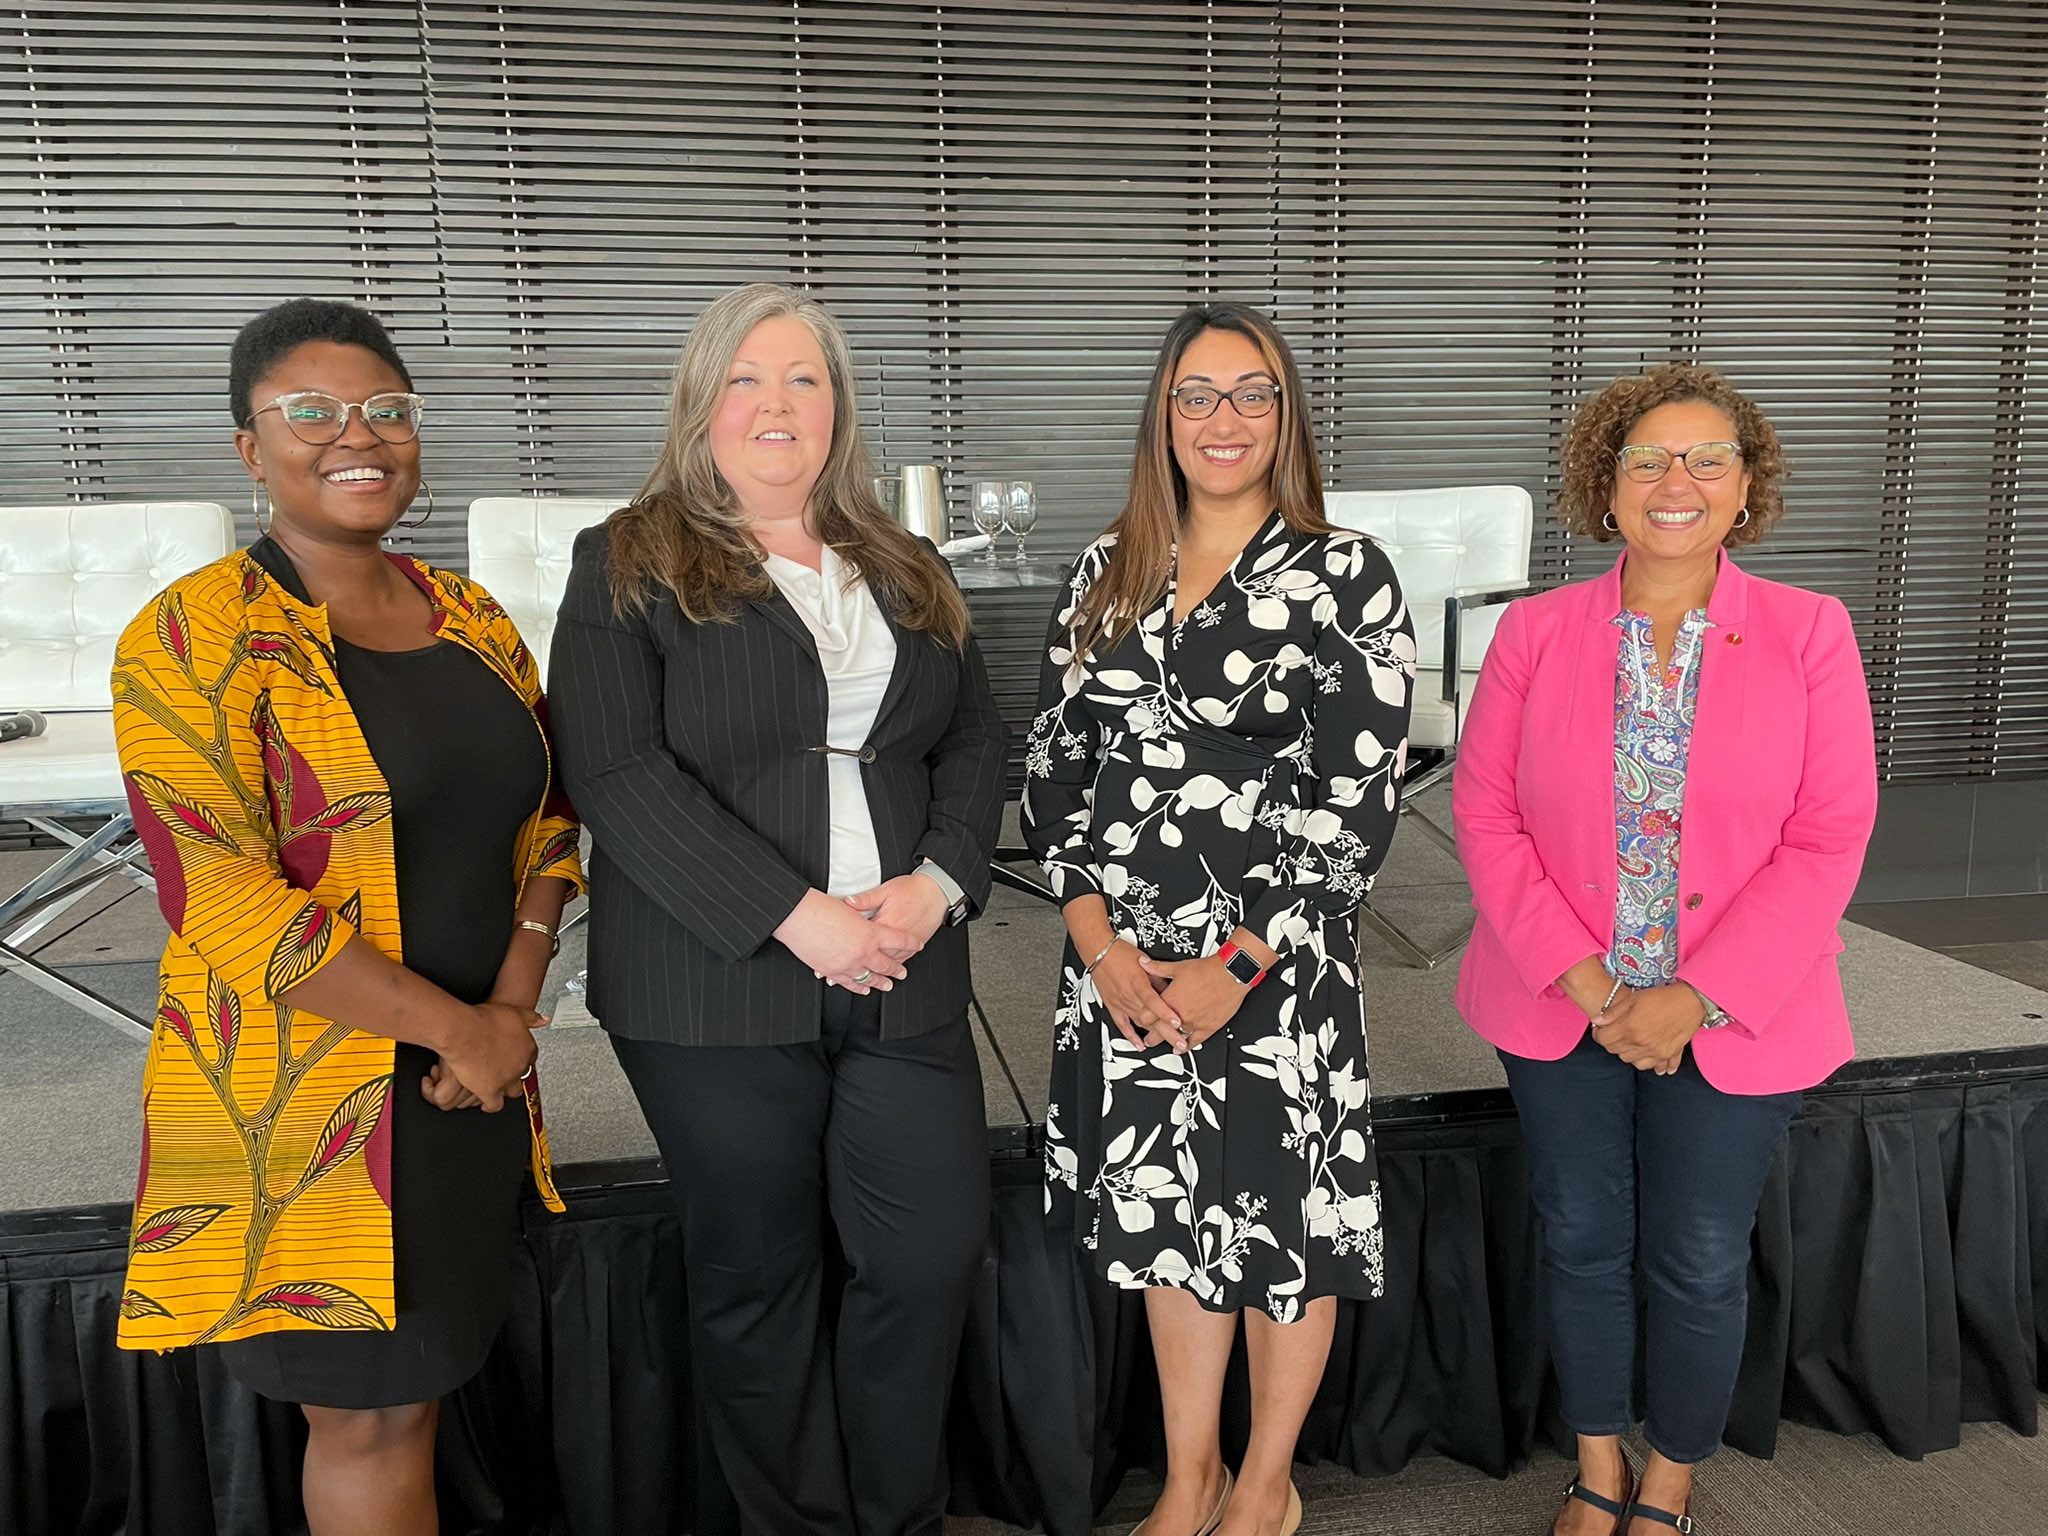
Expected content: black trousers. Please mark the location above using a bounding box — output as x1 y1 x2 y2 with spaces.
608 991 991 1536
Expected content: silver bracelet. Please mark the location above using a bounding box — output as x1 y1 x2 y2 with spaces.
1597 975 1624 1016
1084 937 1119 976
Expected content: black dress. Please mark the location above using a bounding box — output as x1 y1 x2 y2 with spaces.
1022 514 1416 1320
220 632 548 1409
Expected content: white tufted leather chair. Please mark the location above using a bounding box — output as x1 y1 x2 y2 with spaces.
1325 485 1535 967
466 496 628 685
466 495 624 970
0 501 234 1036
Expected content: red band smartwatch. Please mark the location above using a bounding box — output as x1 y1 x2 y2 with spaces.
1216 941 1268 988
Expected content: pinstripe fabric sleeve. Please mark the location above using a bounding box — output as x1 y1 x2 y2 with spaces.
548 530 811 964
914 626 1007 913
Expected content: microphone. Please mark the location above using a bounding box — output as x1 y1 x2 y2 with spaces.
0 710 47 745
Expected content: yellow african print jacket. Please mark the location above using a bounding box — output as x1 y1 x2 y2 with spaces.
110 545 583 1352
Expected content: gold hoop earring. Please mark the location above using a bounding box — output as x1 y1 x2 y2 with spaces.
253 481 272 538
1601 511 1619 534
1734 505 1752 528
396 481 435 530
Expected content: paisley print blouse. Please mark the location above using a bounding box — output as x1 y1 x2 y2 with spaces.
1608 607 1709 988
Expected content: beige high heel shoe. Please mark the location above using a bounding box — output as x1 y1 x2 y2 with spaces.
1132 1466 1235 1536
1196 1467 1236 1536
1279 1480 1302 1536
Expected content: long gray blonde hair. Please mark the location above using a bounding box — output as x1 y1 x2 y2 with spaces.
605 281 968 646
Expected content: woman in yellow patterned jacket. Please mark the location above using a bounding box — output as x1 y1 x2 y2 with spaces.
111 298 583 1536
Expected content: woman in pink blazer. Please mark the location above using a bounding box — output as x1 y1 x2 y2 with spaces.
1452 363 1877 1536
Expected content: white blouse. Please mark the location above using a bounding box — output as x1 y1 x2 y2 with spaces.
762 545 897 897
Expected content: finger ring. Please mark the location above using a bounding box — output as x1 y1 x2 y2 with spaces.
853 968 873 984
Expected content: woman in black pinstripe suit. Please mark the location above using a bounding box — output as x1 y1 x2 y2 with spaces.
548 282 1007 1536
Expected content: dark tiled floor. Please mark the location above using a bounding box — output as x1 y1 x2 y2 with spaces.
1845 894 2048 993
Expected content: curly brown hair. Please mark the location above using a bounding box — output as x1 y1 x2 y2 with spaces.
1557 362 1786 548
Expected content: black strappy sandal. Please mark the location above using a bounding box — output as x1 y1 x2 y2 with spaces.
1556 1460 1637 1535
1626 1497 1695 1534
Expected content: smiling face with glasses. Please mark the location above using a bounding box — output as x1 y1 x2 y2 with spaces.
233 339 426 544
1607 399 1755 569
249 390 424 446
1167 329 1286 517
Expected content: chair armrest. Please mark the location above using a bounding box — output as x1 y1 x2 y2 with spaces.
1440 584 1540 704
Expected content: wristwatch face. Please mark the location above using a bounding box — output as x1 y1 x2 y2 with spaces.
1223 948 1263 985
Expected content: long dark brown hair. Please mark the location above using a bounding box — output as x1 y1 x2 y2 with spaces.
604 282 969 646
1070 302 1330 660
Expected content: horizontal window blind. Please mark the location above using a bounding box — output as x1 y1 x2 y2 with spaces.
1271 0 2048 783
0 3 439 521
3 0 2045 779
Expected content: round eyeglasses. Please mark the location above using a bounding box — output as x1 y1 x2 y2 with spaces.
1616 441 1741 483
248 391 425 445
1169 382 1282 421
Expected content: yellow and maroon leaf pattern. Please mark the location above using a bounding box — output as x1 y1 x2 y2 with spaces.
246 1281 387 1331
250 693 290 803
281 790 392 842
246 631 330 695
155 591 196 677
433 568 477 617
264 899 337 999
205 973 241 1063
128 770 239 853
132 1203 228 1254
281 606 336 671
299 1077 389 1189
115 549 580 1352
156 992 197 1051
532 825 580 875
119 1290 173 1322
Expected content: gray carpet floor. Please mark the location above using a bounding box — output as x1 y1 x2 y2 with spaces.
1849 893 2048 994
948 1407 2048 1534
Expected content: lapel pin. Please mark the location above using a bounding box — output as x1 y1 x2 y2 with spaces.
1725 632 1743 645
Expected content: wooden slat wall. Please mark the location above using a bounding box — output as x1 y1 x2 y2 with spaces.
4 1 2046 778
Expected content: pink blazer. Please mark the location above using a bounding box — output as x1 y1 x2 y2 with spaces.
1450 554 1877 1096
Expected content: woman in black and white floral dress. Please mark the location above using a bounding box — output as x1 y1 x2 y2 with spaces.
1024 303 1415 1536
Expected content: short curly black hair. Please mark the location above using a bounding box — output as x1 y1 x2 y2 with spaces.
1557 362 1786 548
228 298 413 427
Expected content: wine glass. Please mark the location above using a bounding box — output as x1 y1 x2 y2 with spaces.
1004 480 1038 564
971 480 1006 565
871 472 901 522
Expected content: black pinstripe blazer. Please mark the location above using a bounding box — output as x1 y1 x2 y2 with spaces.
548 523 1007 1046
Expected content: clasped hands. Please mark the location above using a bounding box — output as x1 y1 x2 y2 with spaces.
774 875 951 996
423 876 955 1113
423 998 546 1113
1560 956 1707 1076
1090 934 1271 1056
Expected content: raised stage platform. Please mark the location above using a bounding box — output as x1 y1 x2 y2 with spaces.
4 790 2047 1535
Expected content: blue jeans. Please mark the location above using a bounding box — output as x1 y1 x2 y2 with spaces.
1499 1030 1801 1463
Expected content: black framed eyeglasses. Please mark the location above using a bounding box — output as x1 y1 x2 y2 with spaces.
1169 382 1282 421
248 390 426 445
1615 441 1741 483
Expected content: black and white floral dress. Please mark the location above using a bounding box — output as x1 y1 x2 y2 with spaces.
1022 512 1416 1320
